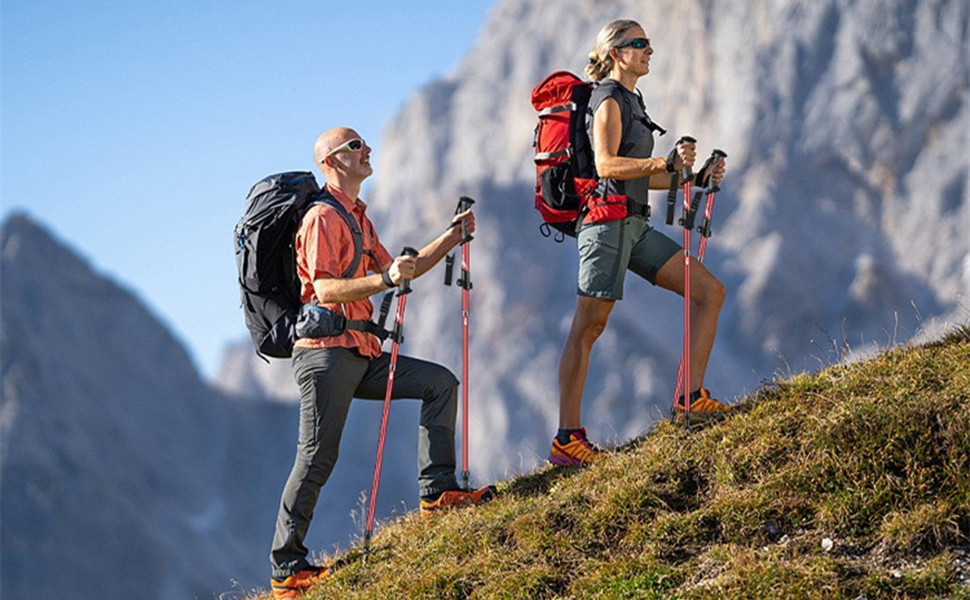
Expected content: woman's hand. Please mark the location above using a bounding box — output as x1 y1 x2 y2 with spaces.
674 139 697 172
709 156 727 186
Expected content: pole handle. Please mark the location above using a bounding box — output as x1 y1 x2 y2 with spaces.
399 246 419 295
694 149 728 190
677 135 697 182
456 196 475 243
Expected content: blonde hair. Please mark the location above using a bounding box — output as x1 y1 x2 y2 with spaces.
584 19 641 81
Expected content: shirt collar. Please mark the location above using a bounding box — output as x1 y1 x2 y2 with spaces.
324 184 367 213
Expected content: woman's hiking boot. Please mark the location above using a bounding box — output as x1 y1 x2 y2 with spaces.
671 387 734 425
548 427 602 467
420 485 497 514
270 565 329 599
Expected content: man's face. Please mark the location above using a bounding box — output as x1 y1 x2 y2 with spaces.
327 132 372 180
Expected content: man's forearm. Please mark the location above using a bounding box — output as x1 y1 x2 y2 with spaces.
312 273 390 304
414 226 462 278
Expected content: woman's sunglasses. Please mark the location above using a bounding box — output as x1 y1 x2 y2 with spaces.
616 37 650 50
326 138 365 157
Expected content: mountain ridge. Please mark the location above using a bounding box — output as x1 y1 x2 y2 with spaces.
1 213 299 600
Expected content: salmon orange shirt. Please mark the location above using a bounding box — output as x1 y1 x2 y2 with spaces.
293 187 393 357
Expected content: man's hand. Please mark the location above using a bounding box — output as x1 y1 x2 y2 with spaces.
388 254 417 286
449 209 476 241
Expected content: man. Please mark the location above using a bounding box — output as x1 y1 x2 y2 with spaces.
269 127 493 599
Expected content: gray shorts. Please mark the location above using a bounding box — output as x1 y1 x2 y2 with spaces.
577 217 680 300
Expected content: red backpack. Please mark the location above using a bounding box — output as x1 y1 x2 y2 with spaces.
531 71 596 240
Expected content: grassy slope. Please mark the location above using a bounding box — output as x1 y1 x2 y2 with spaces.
255 327 970 599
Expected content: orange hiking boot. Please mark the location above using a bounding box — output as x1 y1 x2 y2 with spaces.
420 486 497 514
548 427 602 467
270 566 329 599
671 387 734 425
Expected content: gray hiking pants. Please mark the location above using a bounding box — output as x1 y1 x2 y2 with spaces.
270 346 459 578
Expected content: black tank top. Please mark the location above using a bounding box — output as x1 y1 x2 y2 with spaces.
586 79 664 210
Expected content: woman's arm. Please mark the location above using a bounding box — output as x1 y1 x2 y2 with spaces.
593 98 697 188
592 98 669 180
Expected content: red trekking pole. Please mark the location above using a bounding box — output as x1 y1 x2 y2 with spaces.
444 196 475 490
673 136 697 429
456 196 474 490
363 246 418 559
674 149 727 407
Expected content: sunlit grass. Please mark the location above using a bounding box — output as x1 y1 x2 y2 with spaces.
248 326 969 599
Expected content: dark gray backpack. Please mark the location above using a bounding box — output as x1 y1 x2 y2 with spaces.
234 172 363 359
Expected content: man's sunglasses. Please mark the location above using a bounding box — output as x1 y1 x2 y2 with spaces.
326 138 365 157
616 37 650 50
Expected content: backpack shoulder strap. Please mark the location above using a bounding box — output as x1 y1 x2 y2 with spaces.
312 188 365 279
632 88 667 136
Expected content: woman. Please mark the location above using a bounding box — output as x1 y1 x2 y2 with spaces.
549 19 732 467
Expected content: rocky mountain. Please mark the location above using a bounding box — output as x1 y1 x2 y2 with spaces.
0 214 422 600
221 0 968 484
4 1 968 597
367 0 969 476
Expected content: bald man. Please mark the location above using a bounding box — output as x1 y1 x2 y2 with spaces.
269 128 493 598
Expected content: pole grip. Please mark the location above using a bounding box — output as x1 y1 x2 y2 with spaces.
677 135 697 182
399 246 419 295
695 149 728 190
456 196 475 243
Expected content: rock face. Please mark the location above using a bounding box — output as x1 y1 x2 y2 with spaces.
217 0 967 503
220 0 969 482
2 214 259 599
0 214 424 600
9 1 963 596
360 0 969 479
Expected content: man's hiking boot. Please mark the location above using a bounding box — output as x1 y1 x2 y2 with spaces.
270 566 329 599
420 486 497 514
671 387 734 425
548 427 602 467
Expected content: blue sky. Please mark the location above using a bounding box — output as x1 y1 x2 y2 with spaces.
1 1 495 378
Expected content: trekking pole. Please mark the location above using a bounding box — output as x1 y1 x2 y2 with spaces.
454 196 475 490
695 150 727 259
363 246 419 561
674 136 697 429
674 149 727 405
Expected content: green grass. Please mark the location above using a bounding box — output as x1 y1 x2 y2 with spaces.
252 326 970 599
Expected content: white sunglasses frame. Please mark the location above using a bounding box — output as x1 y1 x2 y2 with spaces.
326 137 366 158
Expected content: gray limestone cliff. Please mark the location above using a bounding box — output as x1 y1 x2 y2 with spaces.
365 0 970 477
221 0 968 481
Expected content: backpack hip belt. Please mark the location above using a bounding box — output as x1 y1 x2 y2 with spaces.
295 293 395 343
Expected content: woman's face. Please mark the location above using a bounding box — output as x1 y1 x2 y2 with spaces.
612 25 653 77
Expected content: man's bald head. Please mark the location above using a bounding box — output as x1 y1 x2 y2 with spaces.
313 127 358 166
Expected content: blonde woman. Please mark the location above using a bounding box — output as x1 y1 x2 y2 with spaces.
549 19 732 467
